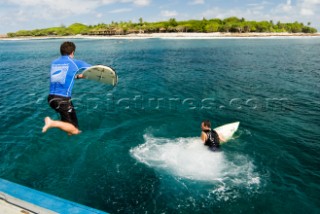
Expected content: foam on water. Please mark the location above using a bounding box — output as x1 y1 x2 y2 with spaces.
130 134 260 190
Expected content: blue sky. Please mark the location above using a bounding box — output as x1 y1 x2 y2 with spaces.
0 0 319 34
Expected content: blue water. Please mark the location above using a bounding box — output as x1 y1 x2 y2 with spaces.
0 38 319 213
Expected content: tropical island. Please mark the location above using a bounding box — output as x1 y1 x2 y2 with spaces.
5 17 318 38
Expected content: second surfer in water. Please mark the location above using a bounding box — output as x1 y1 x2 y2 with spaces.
200 120 225 151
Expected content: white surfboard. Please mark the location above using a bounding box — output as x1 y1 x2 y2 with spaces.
214 122 240 142
82 65 118 86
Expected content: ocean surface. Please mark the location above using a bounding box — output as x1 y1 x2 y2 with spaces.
0 37 319 213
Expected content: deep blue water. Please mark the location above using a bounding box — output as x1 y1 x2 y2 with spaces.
0 37 319 213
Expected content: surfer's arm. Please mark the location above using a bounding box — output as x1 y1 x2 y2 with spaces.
74 59 92 69
201 132 207 143
74 60 91 79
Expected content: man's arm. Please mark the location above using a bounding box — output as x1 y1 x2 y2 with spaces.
201 132 207 143
74 59 91 79
74 59 92 70
75 74 85 79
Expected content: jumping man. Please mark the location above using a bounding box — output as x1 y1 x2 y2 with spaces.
42 41 91 135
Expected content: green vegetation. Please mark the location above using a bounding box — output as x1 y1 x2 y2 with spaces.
7 17 317 37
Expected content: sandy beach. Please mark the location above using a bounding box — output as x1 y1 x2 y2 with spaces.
1 32 320 40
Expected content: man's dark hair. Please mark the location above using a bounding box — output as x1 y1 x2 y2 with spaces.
202 120 211 128
60 41 76 55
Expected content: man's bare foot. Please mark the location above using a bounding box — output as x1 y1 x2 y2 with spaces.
67 129 82 136
42 117 52 133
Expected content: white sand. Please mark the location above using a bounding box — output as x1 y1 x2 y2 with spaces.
1 32 320 40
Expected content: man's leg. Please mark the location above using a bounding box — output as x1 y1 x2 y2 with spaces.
45 95 81 135
42 117 80 135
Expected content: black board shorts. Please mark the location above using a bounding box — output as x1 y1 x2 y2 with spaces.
48 95 79 128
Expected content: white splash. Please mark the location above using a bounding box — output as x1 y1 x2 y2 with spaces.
130 134 260 186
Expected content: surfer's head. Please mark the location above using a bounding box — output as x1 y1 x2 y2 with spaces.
201 120 211 131
60 41 76 56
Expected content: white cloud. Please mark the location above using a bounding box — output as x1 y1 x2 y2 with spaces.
189 0 205 5
101 0 120 4
284 0 293 12
110 0 151 6
0 0 151 27
132 0 151 6
271 0 320 17
202 7 252 19
109 8 133 13
4 0 99 15
298 0 320 16
161 10 178 17
300 8 314 15
302 0 320 3
273 0 293 13
3 0 150 16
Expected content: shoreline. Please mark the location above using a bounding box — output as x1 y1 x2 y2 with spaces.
1 32 320 40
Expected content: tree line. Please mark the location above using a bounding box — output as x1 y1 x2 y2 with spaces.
7 17 317 37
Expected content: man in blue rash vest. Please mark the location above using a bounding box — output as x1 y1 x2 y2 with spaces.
42 41 91 135
201 120 225 151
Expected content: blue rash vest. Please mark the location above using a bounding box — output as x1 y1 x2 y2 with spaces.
49 55 91 97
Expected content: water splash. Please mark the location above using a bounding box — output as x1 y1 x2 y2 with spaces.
130 134 261 200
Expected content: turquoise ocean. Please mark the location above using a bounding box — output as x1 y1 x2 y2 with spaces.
0 37 319 213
